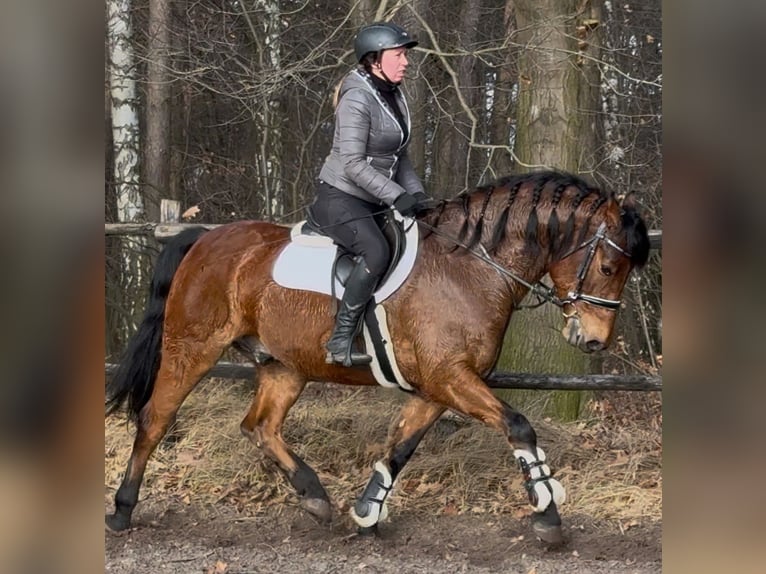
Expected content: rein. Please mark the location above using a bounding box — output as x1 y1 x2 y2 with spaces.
415 218 566 310
416 217 632 312
303 203 631 314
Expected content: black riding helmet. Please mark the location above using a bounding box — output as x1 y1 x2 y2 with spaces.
354 22 418 63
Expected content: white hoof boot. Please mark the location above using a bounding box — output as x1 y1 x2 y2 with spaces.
513 447 566 512
350 461 393 528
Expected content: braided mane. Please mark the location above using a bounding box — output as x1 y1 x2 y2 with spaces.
423 170 649 266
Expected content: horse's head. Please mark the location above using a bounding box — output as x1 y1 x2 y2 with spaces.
548 194 651 352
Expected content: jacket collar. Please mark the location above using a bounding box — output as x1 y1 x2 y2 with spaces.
368 71 399 93
351 69 411 149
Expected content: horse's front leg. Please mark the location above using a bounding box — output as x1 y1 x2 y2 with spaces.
351 394 445 534
426 369 565 545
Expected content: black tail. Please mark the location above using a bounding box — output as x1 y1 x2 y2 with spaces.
106 227 208 422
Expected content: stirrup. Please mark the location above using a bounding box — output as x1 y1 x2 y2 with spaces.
325 349 372 367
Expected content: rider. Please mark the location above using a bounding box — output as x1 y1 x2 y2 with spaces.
308 22 432 367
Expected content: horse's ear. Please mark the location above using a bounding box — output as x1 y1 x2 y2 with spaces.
619 191 640 214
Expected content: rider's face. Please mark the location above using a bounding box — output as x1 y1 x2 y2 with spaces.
374 47 409 83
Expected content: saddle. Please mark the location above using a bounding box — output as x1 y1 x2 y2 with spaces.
300 209 407 289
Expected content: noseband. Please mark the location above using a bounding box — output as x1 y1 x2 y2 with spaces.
558 222 632 314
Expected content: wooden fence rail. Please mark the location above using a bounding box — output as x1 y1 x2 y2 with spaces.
105 362 661 392
105 222 663 250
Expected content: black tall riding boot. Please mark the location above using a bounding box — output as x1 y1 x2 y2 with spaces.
325 258 379 367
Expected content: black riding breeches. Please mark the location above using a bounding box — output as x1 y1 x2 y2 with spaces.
308 181 390 280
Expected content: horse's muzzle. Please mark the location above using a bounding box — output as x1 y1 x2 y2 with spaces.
584 339 606 352
561 317 606 353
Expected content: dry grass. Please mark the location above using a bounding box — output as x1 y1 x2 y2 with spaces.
105 379 662 522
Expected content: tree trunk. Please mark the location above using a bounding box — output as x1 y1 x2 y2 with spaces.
448 0 482 191
252 0 283 220
105 60 120 359
512 0 601 171
489 0 518 178
107 0 150 346
400 0 428 189
428 1 480 198
108 0 142 223
144 0 171 220
498 0 603 421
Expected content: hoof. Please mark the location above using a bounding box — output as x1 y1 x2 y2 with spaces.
300 497 332 523
105 512 131 532
357 523 379 537
532 516 564 545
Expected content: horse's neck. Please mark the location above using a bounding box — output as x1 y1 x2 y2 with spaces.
491 237 553 300
423 210 554 305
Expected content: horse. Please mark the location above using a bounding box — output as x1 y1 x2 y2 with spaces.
105 170 650 544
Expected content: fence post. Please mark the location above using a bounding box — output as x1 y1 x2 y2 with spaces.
161 199 181 224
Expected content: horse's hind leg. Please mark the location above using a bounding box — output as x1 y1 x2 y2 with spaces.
106 343 223 531
351 395 445 533
239 362 332 523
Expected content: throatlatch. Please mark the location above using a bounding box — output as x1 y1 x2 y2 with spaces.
513 447 566 512
350 461 393 528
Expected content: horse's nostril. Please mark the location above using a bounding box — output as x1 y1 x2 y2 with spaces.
586 340 605 352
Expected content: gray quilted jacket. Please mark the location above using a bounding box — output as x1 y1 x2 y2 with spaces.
318 69 424 206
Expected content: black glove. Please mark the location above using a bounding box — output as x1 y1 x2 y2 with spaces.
393 193 419 217
411 192 434 214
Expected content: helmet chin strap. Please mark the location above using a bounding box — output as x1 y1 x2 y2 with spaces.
374 61 401 86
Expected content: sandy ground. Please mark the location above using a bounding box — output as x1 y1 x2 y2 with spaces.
105 500 660 573
106 382 661 573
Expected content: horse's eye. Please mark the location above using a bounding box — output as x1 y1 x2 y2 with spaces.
600 265 613 277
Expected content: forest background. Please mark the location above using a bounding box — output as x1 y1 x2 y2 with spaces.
105 0 662 420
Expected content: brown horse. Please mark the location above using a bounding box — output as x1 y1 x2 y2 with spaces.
106 170 650 544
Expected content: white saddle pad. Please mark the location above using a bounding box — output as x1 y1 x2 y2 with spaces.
272 214 419 303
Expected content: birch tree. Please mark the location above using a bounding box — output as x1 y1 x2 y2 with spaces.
107 0 148 341
107 0 142 225
258 0 284 219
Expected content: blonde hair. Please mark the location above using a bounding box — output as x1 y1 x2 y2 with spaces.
332 64 371 109
331 79 343 109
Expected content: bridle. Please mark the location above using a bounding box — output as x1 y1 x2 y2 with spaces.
416 218 632 315
557 222 632 314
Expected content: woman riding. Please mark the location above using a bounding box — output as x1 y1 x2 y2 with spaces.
308 22 432 367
